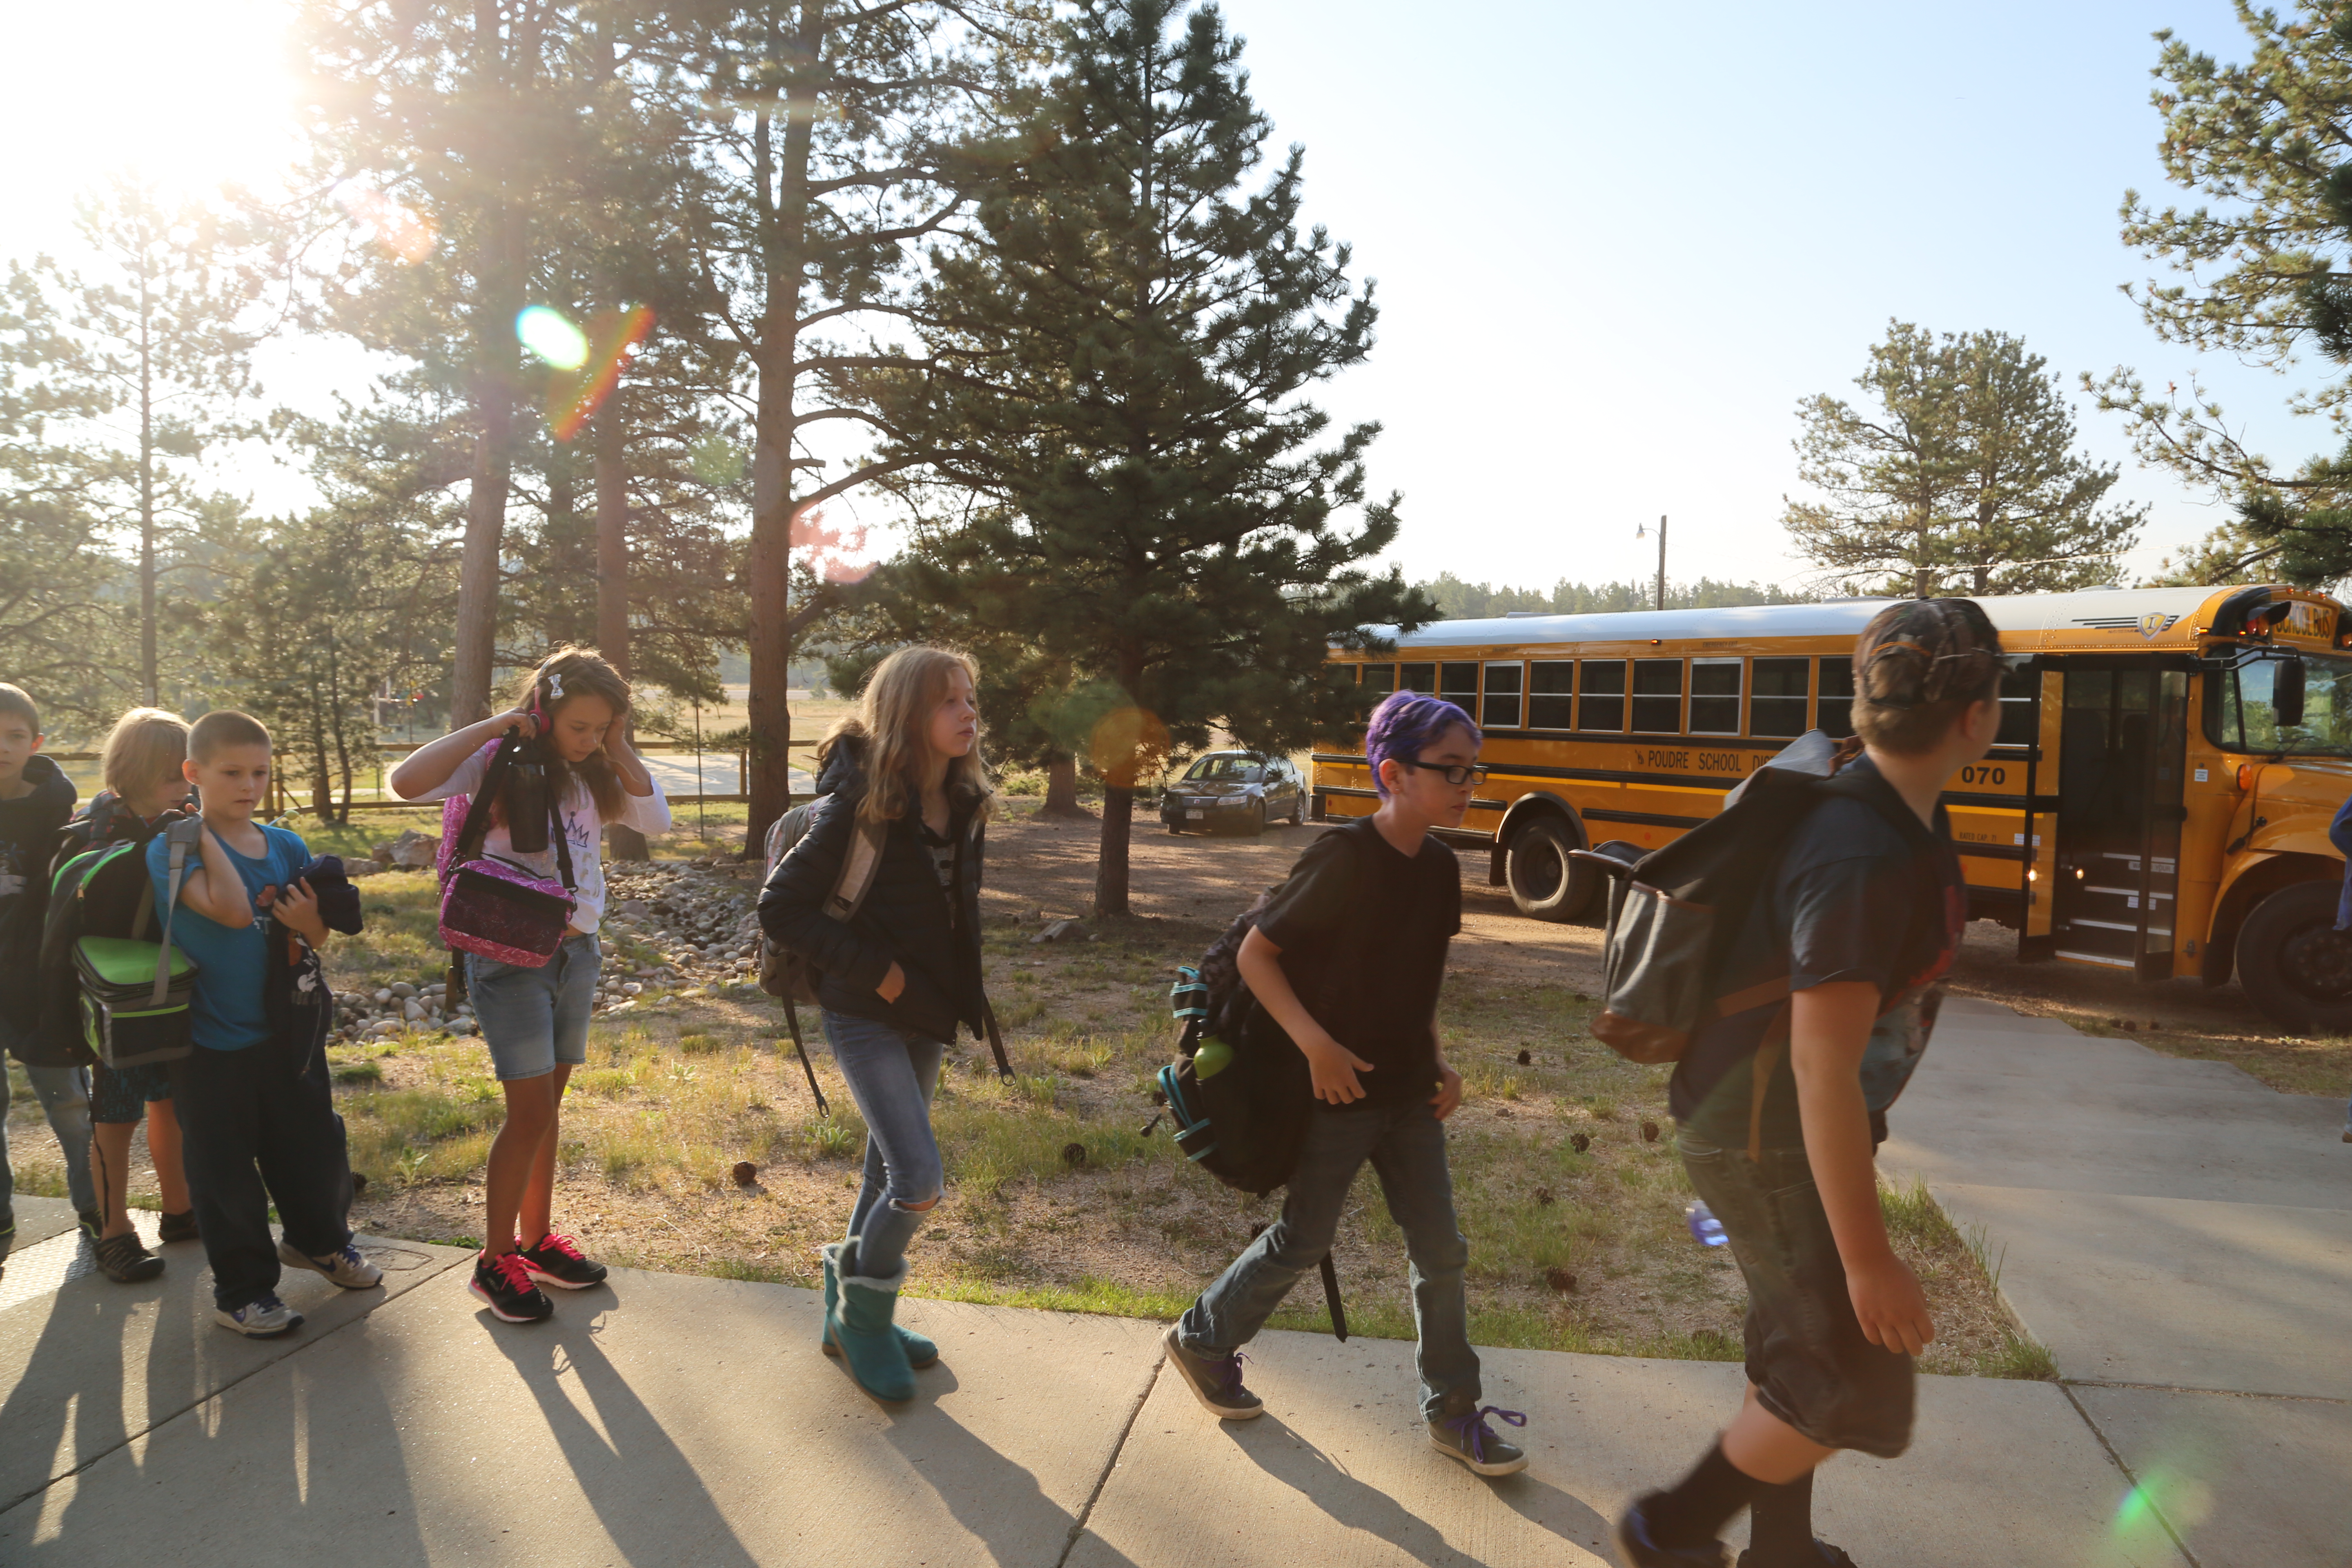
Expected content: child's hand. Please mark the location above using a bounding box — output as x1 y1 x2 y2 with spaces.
265 877 329 946
496 706 540 740
877 962 906 1002
1301 1033 1374 1105
1429 1061 1464 1120
1847 1254 1934 1356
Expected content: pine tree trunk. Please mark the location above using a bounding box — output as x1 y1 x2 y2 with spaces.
1043 754 1080 816
452 200 520 727
138 269 158 707
1095 784 1134 916
597 400 647 862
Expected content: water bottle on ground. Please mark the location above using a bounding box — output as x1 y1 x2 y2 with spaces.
1685 1200 1727 1247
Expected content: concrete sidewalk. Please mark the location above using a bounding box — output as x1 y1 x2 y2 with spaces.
0 1225 2185 1568
1883 994 2352 1568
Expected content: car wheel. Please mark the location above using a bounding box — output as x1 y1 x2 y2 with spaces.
1246 801 1267 837
2236 880 2352 1032
1506 815 1597 923
1287 791 1303 825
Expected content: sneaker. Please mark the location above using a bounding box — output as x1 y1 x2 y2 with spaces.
0 1209 16 1241
77 1208 102 1241
2341 1111 2351 1144
1616 1495 1730 1568
1737 1544 1859 1567
158 1209 200 1244
470 1251 553 1324
1161 1323 1263 1419
93 1230 166 1284
1429 1403 1529 1477
216 1294 305 1337
518 1231 608 1290
278 1238 383 1290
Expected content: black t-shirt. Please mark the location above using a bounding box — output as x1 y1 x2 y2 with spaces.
1253 817 1461 1110
1671 755 1965 1150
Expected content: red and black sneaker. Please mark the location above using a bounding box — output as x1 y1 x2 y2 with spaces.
470 1250 554 1323
518 1231 608 1290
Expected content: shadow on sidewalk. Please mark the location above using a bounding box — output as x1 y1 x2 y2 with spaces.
485 1293 759 1568
1221 1414 1611 1566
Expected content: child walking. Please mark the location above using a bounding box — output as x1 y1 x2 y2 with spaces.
757 646 992 1404
0 682 99 1245
1616 600 2002 1568
56 708 198 1282
390 648 669 1324
1162 691 1529 1478
161 710 380 1336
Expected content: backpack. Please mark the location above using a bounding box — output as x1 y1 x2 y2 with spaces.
31 810 192 1068
1576 731 1925 1153
43 816 203 1069
755 800 886 1117
1149 827 1380 1339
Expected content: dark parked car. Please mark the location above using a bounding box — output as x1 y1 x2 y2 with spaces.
1158 752 1305 836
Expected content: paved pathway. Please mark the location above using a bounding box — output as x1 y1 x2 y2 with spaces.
1883 995 2352 1568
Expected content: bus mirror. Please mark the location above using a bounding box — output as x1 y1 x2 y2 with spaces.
2276 653 2308 728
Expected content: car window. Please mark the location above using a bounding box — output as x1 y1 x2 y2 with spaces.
1185 755 1263 782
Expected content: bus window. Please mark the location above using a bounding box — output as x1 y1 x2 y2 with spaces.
1528 661 1574 729
1361 663 1396 697
1579 659 1626 730
1440 662 1479 714
1690 658 1741 734
1817 656 1855 737
1482 662 1523 729
2212 652 2352 755
1632 659 1684 733
1750 657 1809 737
1997 659 2038 747
1401 661 1436 696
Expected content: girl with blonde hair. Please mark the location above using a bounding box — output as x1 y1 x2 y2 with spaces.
392 647 671 1323
758 646 993 1403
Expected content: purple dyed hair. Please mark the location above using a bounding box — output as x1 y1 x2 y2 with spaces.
1366 690 1481 797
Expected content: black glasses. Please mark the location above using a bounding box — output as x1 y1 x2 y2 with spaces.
1398 759 1488 787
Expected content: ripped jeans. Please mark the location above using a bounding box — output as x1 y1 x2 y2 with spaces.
820 1009 945 1278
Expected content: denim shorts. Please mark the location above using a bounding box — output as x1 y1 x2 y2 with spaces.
1678 1133 1915 1459
468 931 601 1081
91 1061 174 1124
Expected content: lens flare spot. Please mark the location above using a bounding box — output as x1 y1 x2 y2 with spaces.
545 305 656 440
2113 1468 2214 1540
1089 707 1172 789
516 305 590 370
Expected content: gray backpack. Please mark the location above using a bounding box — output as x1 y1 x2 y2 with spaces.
1573 731 1913 1069
755 801 887 1115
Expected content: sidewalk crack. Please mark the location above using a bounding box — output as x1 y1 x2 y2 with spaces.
1056 1342 1165 1568
2060 1381 2205 1568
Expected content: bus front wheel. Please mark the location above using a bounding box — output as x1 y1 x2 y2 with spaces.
1506 816 1597 923
2236 880 2352 1033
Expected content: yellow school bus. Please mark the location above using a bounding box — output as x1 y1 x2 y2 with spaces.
1313 584 2352 1030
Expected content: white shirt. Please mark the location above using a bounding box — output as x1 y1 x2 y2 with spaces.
419 745 672 934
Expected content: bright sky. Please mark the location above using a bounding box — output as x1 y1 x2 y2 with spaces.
0 0 2321 597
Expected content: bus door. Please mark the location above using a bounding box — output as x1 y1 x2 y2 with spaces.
2051 658 2192 978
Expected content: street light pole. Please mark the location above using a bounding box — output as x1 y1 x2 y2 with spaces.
1635 515 1667 610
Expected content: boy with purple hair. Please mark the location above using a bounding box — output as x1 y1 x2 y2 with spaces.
1161 690 1532 1478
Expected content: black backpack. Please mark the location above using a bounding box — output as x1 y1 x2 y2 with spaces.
1150 826 1380 1339
31 810 192 1068
1576 731 1929 1153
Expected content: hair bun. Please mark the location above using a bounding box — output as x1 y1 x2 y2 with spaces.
1853 599 2001 710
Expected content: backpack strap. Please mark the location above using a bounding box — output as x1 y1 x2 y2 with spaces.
823 814 887 923
151 817 203 1007
548 784 577 892
779 998 830 1116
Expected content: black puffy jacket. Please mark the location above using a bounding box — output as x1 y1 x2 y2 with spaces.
756 740 987 1044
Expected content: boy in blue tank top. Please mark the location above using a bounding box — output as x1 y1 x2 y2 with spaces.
154 711 380 1337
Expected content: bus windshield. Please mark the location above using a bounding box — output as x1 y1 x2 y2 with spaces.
2211 651 2352 757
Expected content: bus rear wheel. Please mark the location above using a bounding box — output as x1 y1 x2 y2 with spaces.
2236 880 2352 1033
1506 815 1597 923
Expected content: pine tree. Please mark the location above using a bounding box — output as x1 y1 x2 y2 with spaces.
1788 322 2143 597
875 0 1430 915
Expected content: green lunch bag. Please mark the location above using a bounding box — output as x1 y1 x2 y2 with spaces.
72 818 202 1068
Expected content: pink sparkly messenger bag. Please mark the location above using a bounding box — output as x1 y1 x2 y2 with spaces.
436 733 577 1000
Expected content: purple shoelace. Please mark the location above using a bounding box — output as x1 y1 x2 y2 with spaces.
1212 1349 1250 1395
1443 1404 1526 1463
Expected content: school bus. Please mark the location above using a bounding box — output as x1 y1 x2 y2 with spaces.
1313 584 2352 1031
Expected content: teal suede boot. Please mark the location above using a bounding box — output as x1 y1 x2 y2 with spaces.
827 1242 917 1402
820 1241 936 1367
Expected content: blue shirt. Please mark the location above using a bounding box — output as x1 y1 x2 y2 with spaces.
149 822 312 1051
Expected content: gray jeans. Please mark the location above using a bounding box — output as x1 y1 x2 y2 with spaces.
0 1056 98 1221
1180 1099 1479 1420
820 1009 945 1279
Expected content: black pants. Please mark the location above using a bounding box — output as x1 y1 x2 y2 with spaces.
168 1036 354 1312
